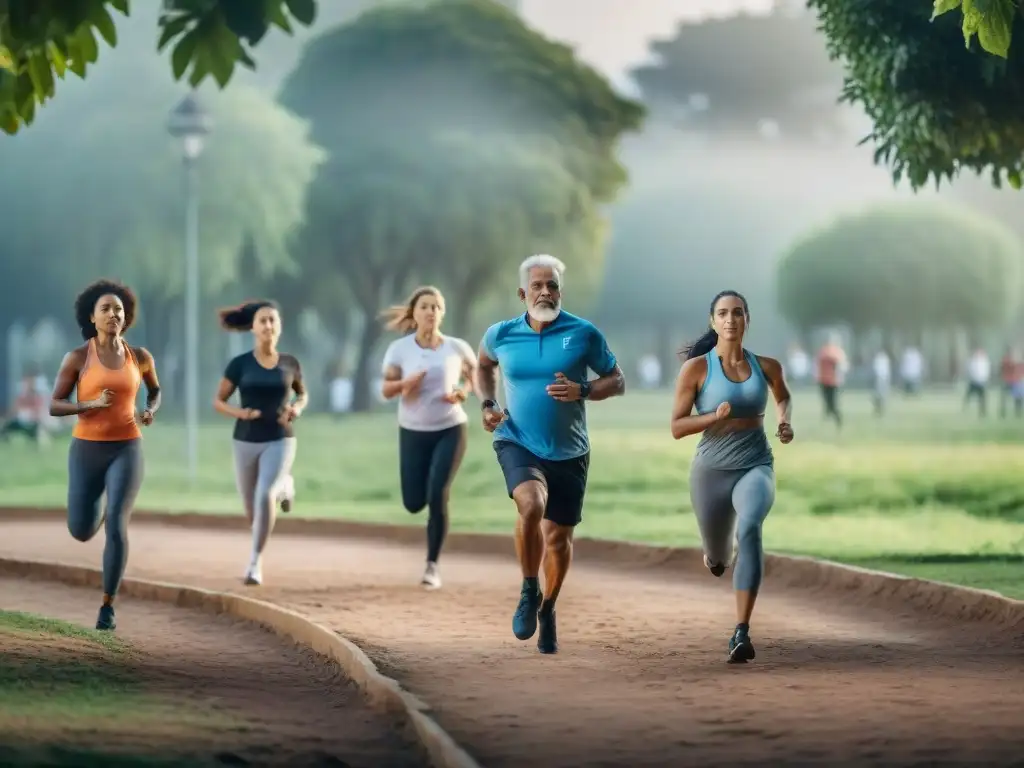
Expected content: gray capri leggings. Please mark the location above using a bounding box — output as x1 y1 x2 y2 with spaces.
689 429 776 592
67 437 144 597
233 438 296 556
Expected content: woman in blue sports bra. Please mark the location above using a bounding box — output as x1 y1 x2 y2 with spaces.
670 290 795 664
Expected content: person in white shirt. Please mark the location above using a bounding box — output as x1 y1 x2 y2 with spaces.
872 349 892 416
900 346 924 394
787 343 811 385
380 286 477 589
964 346 990 416
638 353 662 389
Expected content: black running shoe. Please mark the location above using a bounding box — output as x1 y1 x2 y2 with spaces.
728 626 756 663
96 604 116 631
537 607 558 654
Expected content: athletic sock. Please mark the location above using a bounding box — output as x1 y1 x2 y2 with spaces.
524 576 539 593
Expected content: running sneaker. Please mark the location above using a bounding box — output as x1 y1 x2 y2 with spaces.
704 553 726 578
278 475 295 513
95 603 116 631
243 559 262 586
421 561 442 590
537 605 558 654
728 625 756 663
512 581 542 640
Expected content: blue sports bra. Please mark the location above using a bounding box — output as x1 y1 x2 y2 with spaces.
694 349 769 419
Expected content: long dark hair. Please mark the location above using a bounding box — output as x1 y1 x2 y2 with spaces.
217 299 278 331
680 290 750 360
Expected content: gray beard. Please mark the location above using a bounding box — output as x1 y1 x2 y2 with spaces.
528 304 560 323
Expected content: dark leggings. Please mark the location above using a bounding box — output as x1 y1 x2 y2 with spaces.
67 438 144 597
398 423 467 563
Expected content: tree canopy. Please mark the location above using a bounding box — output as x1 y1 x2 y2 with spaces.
279 0 643 408
776 201 1024 337
0 0 318 135
631 9 846 141
808 0 1024 190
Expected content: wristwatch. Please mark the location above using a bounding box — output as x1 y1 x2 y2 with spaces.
579 380 592 400
481 399 498 411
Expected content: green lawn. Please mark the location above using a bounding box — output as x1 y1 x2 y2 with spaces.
1 388 1022 597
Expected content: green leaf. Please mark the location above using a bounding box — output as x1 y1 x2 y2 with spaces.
284 0 317 26
974 0 1016 57
267 1 293 33
931 0 963 19
0 48 13 72
66 38 88 77
157 14 192 52
0 108 20 135
171 27 201 81
27 55 54 99
1008 169 1023 189
47 42 67 78
90 3 119 48
109 0 130 13
76 24 100 64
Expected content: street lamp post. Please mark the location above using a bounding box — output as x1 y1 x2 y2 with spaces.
167 93 212 486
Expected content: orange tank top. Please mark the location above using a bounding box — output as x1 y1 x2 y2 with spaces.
72 338 143 441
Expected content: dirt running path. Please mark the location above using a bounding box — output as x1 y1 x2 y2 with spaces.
1 519 1022 767
0 577 424 767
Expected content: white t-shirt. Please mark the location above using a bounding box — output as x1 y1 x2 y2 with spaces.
382 334 476 431
967 353 991 385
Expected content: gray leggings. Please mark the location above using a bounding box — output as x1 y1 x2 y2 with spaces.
67 437 144 597
689 461 775 592
233 438 296 557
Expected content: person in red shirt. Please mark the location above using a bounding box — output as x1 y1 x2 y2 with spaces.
1000 346 1023 418
0 375 46 442
816 335 848 428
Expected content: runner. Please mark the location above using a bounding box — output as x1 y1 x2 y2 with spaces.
213 300 307 586
476 254 626 654
380 286 476 589
670 289 794 663
48 279 161 631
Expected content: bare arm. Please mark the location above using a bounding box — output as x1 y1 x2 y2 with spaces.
289 361 309 416
475 346 499 403
460 357 478 398
758 355 793 425
670 358 721 440
381 364 406 400
212 377 250 420
586 364 626 402
136 347 162 415
49 349 98 417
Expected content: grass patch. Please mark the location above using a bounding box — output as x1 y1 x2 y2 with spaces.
2 388 1022 597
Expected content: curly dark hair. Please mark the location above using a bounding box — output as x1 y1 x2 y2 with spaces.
73 279 138 340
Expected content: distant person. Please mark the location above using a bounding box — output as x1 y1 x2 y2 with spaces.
380 286 476 590
815 334 847 427
963 346 990 416
786 342 811 385
671 290 793 664
213 300 307 587
476 254 625 655
900 346 924 395
1 375 47 443
638 353 662 389
48 279 161 631
329 364 354 417
871 348 892 416
999 346 1023 418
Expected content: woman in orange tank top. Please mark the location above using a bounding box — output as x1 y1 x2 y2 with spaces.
49 279 162 632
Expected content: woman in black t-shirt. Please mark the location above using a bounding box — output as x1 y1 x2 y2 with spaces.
213 300 307 586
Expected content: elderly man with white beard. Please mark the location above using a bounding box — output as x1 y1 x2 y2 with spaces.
474 254 626 655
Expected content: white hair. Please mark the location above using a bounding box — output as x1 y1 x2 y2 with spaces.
519 254 566 290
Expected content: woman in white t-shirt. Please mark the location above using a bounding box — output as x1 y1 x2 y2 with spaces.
380 286 476 589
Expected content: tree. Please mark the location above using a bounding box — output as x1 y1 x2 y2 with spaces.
630 9 846 141
807 0 1024 190
0 13 323 386
932 0 1021 58
280 0 644 410
0 0 318 135
776 201 1024 346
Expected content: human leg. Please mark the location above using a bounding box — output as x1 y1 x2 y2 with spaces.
248 438 297 580
398 427 432 515
688 461 738 578
421 424 468 587
232 440 261 529
66 438 109 544
96 440 144 630
494 441 547 640
728 464 776 663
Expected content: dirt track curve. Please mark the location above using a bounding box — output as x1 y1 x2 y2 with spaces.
1 516 1022 768
0 577 423 767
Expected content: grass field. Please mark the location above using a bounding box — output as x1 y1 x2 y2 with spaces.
0 389 1022 597
0 610 231 767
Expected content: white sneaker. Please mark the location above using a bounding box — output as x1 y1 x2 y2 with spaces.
243 559 262 586
277 475 295 513
421 561 442 590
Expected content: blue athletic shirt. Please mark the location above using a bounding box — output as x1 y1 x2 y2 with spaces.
481 310 618 462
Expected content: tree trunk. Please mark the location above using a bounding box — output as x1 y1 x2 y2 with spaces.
139 291 177 406
449 267 489 340
350 311 383 413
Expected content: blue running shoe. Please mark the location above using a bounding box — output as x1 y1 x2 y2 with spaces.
512 581 542 640
728 625 755 663
96 603 116 631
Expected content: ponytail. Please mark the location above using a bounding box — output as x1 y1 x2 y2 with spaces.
380 285 444 334
218 299 276 332
680 329 719 360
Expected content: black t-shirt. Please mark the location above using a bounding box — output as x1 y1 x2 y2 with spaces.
224 352 303 443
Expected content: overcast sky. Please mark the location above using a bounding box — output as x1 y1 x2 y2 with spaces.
520 0 777 91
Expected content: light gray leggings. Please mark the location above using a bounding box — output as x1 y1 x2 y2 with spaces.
233 438 296 557
689 461 775 592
